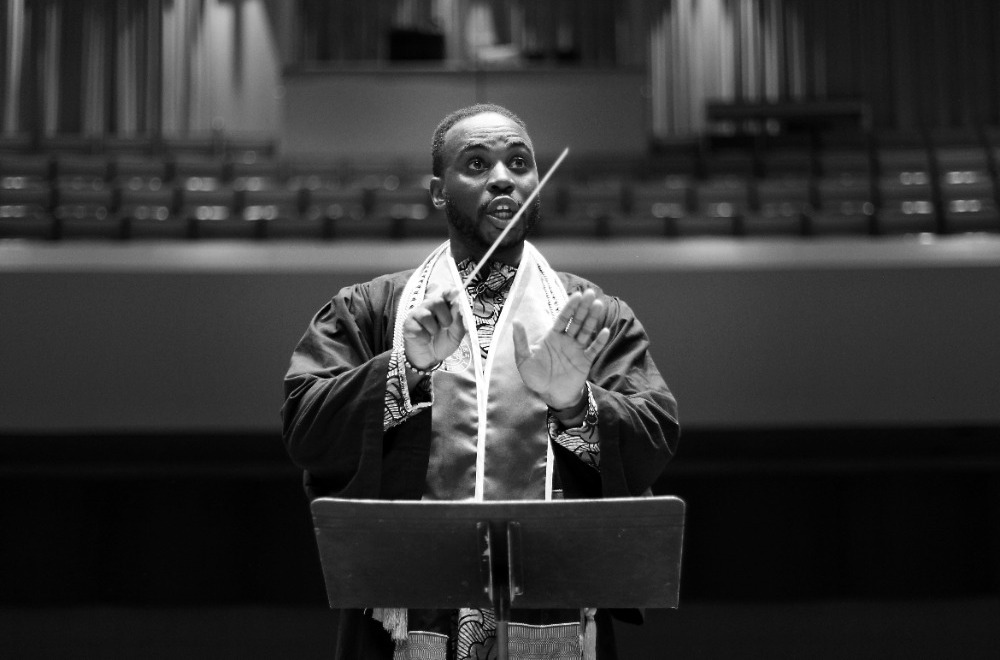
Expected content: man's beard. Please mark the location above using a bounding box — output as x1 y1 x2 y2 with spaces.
443 193 541 252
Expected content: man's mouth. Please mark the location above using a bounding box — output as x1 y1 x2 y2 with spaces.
486 197 519 222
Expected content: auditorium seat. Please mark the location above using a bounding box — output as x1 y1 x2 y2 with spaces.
53 181 116 228
620 178 693 237
368 181 439 239
743 177 811 236
755 177 813 216
941 196 1000 234
686 170 747 236
172 154 229 189
878 146 932 182
179 164 261 237
0 153 54 237
111 156 180 237
114 155 170 187
178 176 234 215
52 156 118 238
7 126 1000 241
932 138 997 233
545 180 623 237
935 144 991 187
169 154 234 224
231 157 287 190
0 183 51 216
286 158 346 193
121 194 189 239
688 152 755 237
53 154 112 186
341 158 423 192
869 134 936 234
877 180 938 235
178 185 238 222
304 186 385 238
0 185 53 238
232 157 301 223
0 153 53 185
693 176 752 221
812 176 875 235
241 188 303 221
937 167 1000 234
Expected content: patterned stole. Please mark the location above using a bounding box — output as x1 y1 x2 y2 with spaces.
392 241 567 502
382 242 592 659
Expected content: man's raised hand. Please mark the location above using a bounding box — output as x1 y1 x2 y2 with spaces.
512 288 610 412
402 284 467 371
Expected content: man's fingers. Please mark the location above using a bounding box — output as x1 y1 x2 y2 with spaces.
559 290 605 342
584 327 611 360
426 299 454 329
446 300 468 342
574 298 605 340
424 286 460 329
410 307 441 335
555 291 583 332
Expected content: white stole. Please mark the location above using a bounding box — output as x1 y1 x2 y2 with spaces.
392 240 568 502
381 242 590 660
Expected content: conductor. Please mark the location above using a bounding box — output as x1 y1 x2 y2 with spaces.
282 103 679 659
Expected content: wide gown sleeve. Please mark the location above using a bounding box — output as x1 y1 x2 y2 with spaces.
282 271 679 503
280 273 432 500
558 276 680 500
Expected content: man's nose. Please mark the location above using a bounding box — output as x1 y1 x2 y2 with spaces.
487 162 515 194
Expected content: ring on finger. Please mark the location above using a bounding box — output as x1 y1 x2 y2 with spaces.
563 317 574 334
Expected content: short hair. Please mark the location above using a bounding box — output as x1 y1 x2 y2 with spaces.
431 103 528 177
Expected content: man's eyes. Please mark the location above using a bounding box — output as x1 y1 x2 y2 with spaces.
466 155 530 172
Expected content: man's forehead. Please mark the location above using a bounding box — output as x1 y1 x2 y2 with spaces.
445 113 533 153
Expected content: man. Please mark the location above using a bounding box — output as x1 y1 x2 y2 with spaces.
282 103 679 659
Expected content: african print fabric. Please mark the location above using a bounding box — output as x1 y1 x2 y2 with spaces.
377 242 601 658
383 253 600 470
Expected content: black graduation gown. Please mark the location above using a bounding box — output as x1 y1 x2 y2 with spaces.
281 268 680 659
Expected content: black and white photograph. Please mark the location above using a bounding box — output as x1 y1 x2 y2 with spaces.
1 1 999 658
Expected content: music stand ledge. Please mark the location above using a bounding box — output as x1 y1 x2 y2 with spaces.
311 496 686 659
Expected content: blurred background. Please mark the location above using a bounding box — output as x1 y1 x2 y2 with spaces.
1 0 999 657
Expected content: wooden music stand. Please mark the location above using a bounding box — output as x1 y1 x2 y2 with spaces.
311 496 686 660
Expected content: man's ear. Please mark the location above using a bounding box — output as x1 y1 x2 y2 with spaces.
429 177 446 209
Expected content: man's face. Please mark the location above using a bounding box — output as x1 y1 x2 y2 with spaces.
430 112 541 260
